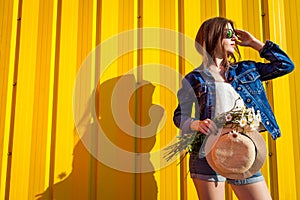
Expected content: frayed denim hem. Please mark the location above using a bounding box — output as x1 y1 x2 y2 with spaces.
190 173 226 182
227 175 264 185
190 172 264 185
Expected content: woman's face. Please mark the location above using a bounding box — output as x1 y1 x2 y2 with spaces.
220 23 237 55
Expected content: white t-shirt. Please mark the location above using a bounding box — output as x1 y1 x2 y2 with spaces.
208 65 244 116
215 81 244 117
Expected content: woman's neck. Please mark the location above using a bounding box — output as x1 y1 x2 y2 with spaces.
212 57 228 81
215 57 224 69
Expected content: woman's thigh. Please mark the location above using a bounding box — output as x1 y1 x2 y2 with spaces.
230 180 272 200
192 178 225 200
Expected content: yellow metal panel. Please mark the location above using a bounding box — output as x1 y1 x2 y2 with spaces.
96 1 137 199
118 0 135 75
0 0 10 190
142 1 163 200
51 0 96 199
242 0 263 60
158 1 179 199
199 0 219 21
0 0 18 199
225 0 244 71
117 1 135 199
51 0 79 195
283 0 300 199
183 0 203 73
99 0 120 83
0 0 13 143
271 0 299 200
73 1 94 199
44 0 58 196
27 0 57 198
267 0 298 200
181 1 203 199
8 0 40 198
38 0 82 199
225 0 243 28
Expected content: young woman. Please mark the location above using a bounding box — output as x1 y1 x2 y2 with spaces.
173 17 294 199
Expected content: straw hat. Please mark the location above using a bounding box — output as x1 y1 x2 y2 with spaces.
205 129 267 180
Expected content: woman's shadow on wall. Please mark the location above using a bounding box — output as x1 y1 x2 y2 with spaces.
36 74 164 200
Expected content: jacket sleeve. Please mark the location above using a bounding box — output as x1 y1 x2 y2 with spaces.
256 40 295 81
173 73 198 134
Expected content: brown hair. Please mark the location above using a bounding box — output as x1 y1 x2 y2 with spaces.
195 17 241 68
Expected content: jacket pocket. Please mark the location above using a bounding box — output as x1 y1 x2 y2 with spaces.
238 70 264 95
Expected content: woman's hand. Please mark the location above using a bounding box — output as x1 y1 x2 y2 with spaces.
190 119 218 135
235 29 265 51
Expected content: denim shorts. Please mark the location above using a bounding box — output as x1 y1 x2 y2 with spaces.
189 152 265 185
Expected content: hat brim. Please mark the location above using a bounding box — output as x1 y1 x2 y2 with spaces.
205 129 267 180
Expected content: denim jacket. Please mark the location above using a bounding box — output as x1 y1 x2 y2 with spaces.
173 40 294 139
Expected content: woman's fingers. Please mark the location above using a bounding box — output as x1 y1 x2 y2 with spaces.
234 29 257 47
190 119 218 135
200 120 210 134
190 120 201 132
198 126 208 134
197 119 218 135
235 29 251 38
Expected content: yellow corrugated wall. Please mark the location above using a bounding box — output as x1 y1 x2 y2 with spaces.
0 0 299 199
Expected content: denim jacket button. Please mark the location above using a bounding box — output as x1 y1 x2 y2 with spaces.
246 98 251 103
237 86 241 90
266 121 270 125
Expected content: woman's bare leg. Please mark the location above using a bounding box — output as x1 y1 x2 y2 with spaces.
231 180 272 200
192 178 225 200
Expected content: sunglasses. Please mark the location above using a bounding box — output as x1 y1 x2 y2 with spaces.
226 29 236 39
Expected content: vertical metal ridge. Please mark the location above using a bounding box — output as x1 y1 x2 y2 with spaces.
48 0 62 199
219 0 226 17
5 0 23 199
137 0 143 83
178 1 187 199
93 1 102 199
135 1 143 199
261 0 279 199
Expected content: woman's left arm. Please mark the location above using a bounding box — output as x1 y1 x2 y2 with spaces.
257 40 294 80
235 29 295 80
